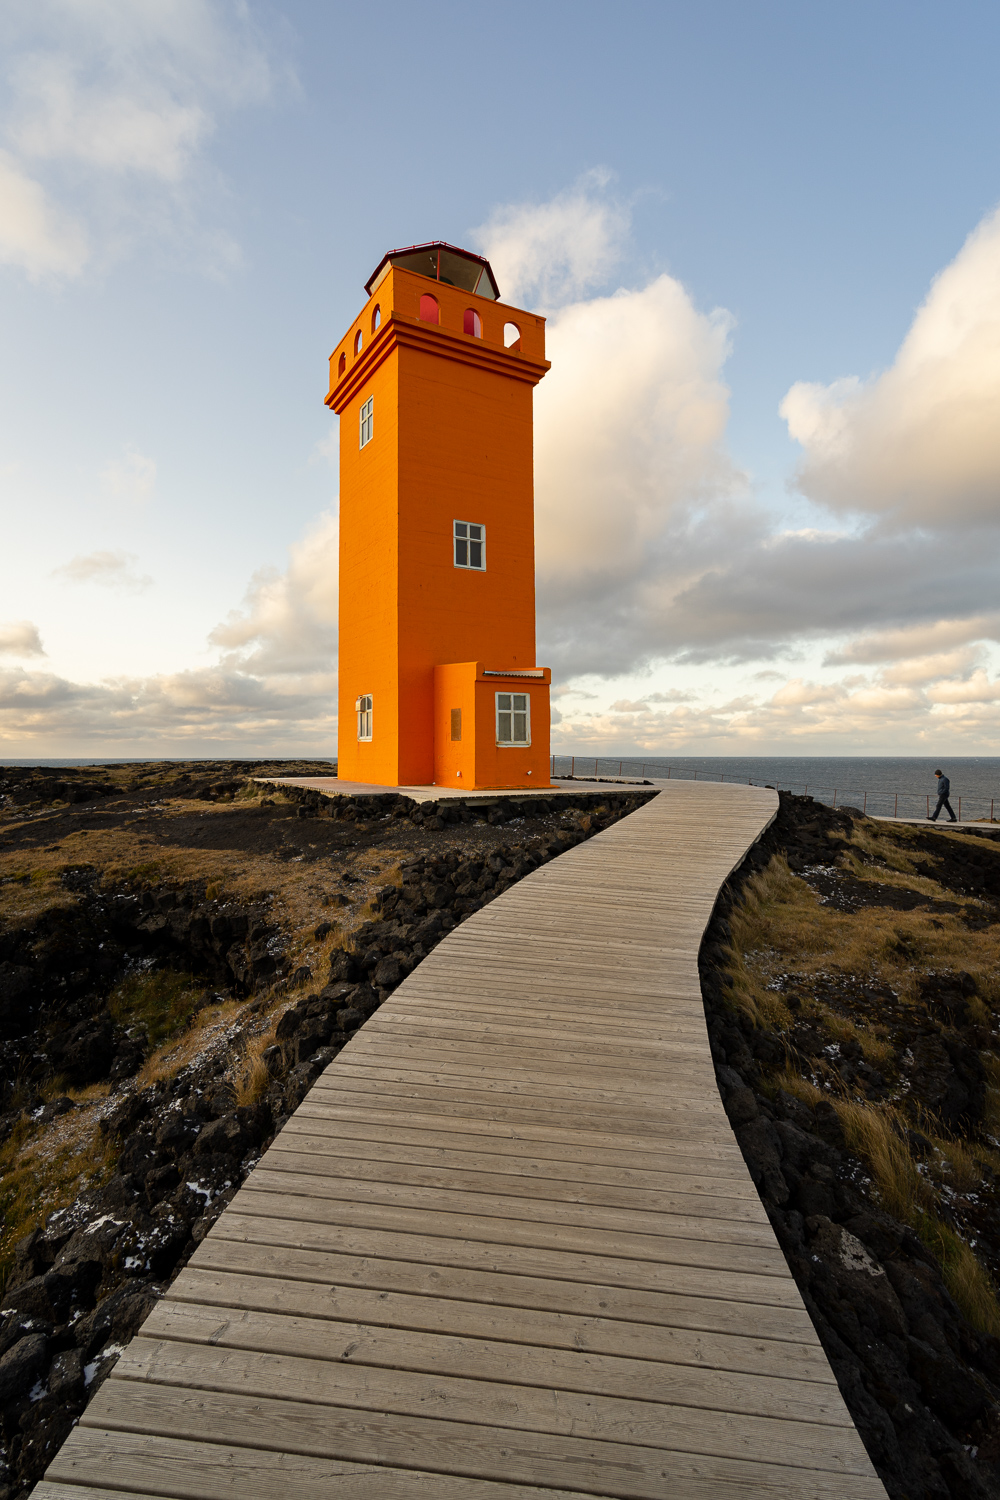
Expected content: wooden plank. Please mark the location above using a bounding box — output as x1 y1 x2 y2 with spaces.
169 1265 836 1379
240 1167 774 1243
233 1185 789 1273
193 1237 820 1343
108 1338 877 1475
143 1299 847 1426
277 1117 758 1189
259 1147 770 1221
209 1212 809 1306
317 1058 721 1110
295 1098 750 1155
49 1428 593 1500
71 1385 886 1500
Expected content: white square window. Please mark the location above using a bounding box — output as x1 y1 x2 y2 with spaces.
359 397 373 449
356 693 372 741
496 692 529 746
454 519 485 570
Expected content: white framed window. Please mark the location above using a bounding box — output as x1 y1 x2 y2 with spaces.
356 694 372 741
496 692 530 746
359 397 373 449
454 520 485 570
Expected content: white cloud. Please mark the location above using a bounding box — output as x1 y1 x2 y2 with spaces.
0 0 276 278
552 657 1000 756
533 271 744 675
11 54 208 180
475 169 631 308
0 621 45 657
824 614 1000 665
52 551 152 591
100 448 156 505
781 204 1000 526
1 511 339 752
209 511 338 676
0 147 87 277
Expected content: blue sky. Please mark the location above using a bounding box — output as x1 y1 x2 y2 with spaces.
2 1 1000 756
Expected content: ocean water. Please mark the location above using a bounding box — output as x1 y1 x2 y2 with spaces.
551 755 1000 821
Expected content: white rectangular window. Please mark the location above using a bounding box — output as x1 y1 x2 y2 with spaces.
356 693 372 741
454 520 485 569
359 397 373 449
496 692 530 746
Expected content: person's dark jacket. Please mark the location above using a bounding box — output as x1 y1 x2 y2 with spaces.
936 775 951 798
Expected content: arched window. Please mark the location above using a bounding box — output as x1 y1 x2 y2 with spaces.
419 293 439 325
356 694 372 741
503 322 520 350
371 305 381 333
354 330 363 355
463 309 482 338
338 351 346 378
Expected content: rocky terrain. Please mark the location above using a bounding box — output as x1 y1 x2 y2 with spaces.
0 759 652 1497
704 793 1000 1499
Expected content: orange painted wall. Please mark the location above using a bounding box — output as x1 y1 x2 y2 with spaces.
433 664 552 790
329 266 550 787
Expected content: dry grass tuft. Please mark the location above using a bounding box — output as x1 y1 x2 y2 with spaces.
0 1106 117 1294
830 1098 1000 1335
919 1217 1000 1336
232 1031 274 1107
835 1099 928 1222
134 996 243 1087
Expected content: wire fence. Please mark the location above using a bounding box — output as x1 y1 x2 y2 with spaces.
549 756 998 823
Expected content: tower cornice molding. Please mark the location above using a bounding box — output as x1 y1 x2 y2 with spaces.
326 313 550 415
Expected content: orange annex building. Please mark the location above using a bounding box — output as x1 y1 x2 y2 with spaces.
326 242 553 790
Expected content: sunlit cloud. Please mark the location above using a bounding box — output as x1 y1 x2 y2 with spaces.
0 621 45 657
52 550 152 592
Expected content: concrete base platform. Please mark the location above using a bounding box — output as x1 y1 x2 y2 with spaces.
256 776 606 805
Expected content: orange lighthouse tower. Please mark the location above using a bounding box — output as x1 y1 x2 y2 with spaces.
326 242 552 790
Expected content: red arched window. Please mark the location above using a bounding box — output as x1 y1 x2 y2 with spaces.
354 330 363 355
419 293 439 325
463 309 482 337
371 305 381 333
338 351 346 378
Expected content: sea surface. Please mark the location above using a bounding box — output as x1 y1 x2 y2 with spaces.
551 755 1000 821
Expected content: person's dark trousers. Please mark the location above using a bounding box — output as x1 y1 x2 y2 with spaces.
931 795 957 822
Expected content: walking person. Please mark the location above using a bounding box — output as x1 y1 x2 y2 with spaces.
929 768 957 823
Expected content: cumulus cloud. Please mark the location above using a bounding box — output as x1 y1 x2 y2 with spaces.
52 551 152 591
0 621 45 657
2 512 339 752
475 169 631 308
0 663 334 752
0 0 275 278
0 147 87 277
531 268 746 675
209 511 338 676
554 659 1000 756
781 205 1000 526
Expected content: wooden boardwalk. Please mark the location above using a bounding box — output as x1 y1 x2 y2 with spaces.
40 779 887 1499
